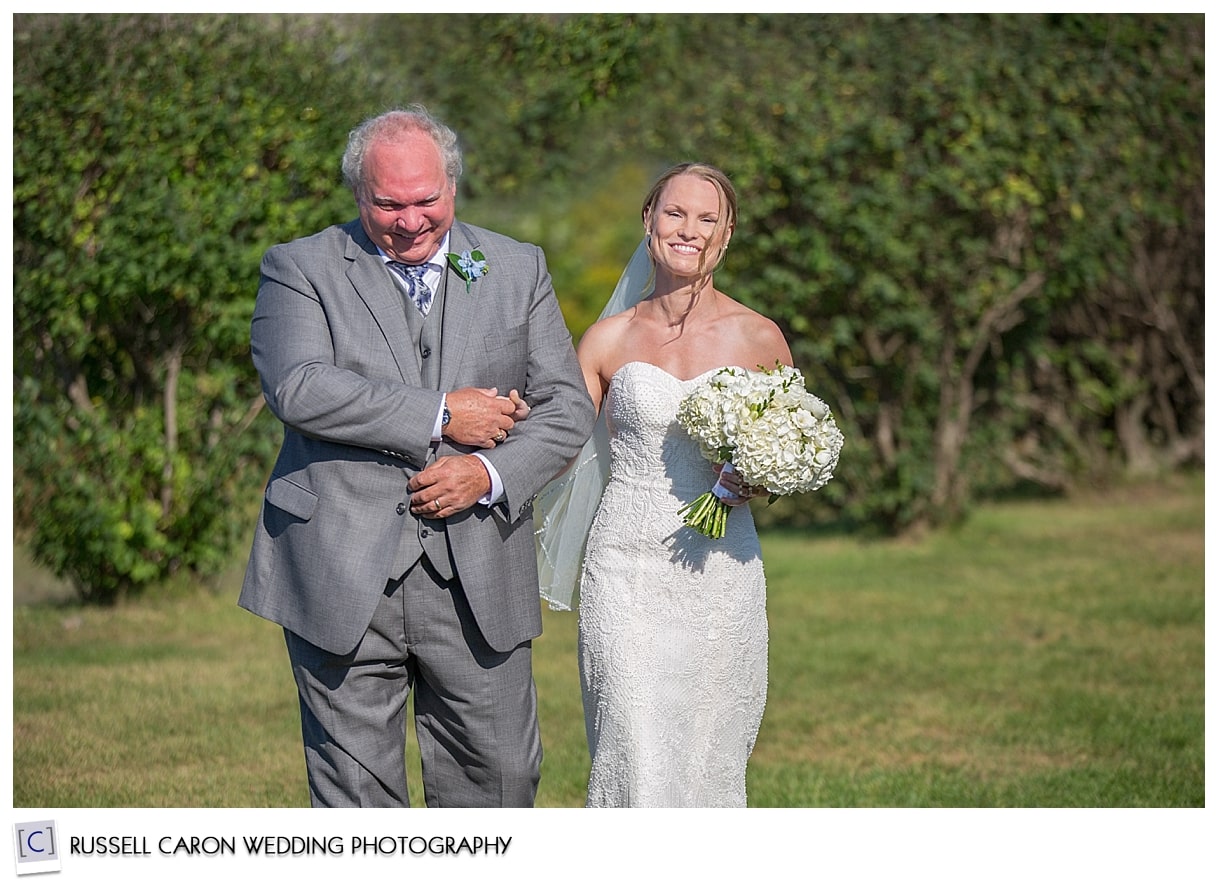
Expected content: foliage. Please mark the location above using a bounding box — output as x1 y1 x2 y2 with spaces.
1036 16 1205 479
11 14 369 600
11 13 1204 601
369 12 1203 533
624 14 1203 531
470 162 655 333
354 13 653 197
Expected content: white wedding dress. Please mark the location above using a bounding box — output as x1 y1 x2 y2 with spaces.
578 361 768 807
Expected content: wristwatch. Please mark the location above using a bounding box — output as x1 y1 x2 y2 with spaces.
441 405 452 431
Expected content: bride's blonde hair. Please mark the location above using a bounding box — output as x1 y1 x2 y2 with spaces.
641 162 737 294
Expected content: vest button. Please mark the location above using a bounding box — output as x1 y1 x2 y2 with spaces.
420 528 430 538
421 346 431 358
396 503 407 515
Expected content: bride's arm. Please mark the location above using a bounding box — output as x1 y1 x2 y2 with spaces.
576 315 628 418
539 317 621 480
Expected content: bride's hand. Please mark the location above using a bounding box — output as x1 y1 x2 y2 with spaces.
500 389 531 422
714 463 760 506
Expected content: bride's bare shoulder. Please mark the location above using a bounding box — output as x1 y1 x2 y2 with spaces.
576 311 637 378
720 295 793 365
580 310 634 350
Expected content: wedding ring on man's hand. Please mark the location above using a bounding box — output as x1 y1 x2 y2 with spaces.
495 430 506 443
433 499 441 512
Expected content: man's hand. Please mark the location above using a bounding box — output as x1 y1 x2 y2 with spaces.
409 455 492 518
443 386 518 448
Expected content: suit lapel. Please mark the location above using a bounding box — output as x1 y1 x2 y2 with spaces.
437 221 481 390
343 222 420 384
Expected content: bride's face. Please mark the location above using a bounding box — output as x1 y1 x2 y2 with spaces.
645 174 732 281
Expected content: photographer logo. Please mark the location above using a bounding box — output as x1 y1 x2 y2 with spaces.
12 821 61 876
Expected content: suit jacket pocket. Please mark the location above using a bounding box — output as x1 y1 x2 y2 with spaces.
264 475 319 522
479 325 528 389
482 325 527 355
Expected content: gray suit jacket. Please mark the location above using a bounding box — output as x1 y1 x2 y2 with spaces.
239 219 595 655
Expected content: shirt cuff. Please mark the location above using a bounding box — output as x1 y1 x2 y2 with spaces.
431 393 447 441
471 453 505 505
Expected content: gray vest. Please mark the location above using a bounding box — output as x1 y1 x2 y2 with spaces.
394 265 456 581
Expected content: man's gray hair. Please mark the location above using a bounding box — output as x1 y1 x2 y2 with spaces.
341 105 463 198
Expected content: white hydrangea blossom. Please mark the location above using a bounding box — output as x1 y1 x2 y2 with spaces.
675 364 844 536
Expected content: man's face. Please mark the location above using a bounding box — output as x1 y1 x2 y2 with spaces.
357 131 456 264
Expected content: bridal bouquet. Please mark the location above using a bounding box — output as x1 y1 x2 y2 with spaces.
675 363 844 538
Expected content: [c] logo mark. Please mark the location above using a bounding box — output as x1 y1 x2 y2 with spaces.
12 820 61 876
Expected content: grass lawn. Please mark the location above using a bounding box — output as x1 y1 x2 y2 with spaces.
10 474 1204 808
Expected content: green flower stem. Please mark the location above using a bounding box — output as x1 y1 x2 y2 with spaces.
678 491 731 539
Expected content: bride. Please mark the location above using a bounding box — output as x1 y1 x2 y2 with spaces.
537 163 794 807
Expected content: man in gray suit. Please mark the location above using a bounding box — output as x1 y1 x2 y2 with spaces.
239 106 595 808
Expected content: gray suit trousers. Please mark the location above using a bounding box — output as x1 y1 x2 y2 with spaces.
284 556 542 807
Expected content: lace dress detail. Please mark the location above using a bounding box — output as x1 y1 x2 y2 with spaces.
578 361 768 807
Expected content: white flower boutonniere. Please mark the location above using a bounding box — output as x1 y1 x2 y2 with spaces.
446 250 490 292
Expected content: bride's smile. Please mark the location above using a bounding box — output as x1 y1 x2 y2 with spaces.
647 174 730 282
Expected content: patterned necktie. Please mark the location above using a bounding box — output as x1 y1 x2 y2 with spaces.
388 261 433 316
